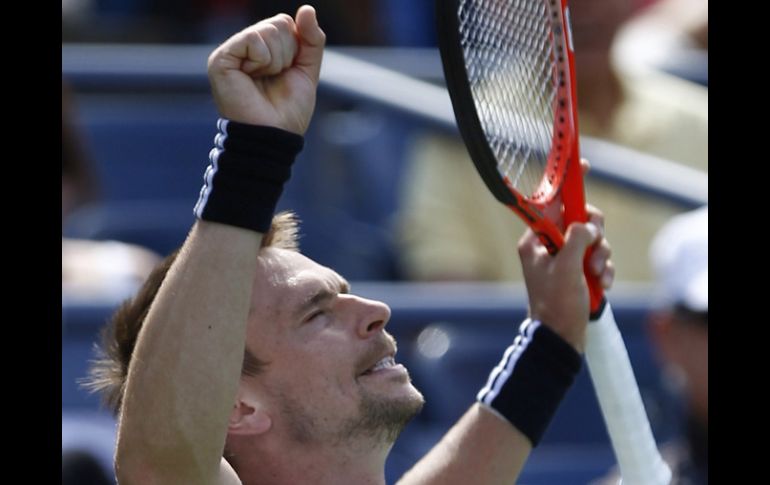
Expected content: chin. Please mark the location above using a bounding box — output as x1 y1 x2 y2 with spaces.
403 381 426 408
378 369 426 408
349 383 425 445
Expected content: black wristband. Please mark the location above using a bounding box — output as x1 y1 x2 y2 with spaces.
477 319 582 446
193 119 304 233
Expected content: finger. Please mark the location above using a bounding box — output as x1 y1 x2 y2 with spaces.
234 21 283 76
209 25 270 74
580 157 591 176
588 237 612 276
260 23 286 76
559 222 600 272
239 29 272 74
517 228 540 259
272 13 298 70
585 203 605 233
295 5 326 83
517 228 550 267
601 260 615 289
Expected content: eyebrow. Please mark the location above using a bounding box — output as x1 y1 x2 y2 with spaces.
294 278 350 320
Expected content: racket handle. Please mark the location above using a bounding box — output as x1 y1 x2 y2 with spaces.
585 302 672 485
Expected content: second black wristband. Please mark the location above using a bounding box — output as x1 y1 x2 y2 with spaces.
477 319 582 446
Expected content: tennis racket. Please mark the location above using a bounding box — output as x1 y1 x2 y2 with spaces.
435 1 671 483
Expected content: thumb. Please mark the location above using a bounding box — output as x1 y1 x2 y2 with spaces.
559 222 600 271
295 5 326 83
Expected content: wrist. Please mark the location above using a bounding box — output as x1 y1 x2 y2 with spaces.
477 318 582 446
193 118 304 233
530 307 588 354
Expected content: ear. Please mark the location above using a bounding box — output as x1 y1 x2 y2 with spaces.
228 388 272 436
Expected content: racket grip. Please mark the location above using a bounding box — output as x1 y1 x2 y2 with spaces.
585 302 672 485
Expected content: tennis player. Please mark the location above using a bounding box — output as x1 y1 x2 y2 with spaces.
86 7 614 484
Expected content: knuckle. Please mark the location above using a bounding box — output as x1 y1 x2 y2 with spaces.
243 30 262 43
272 14 293 30
207 50 218 66
602 241 612 257
517 237 534 257
259 23 280 39
207 49 226 70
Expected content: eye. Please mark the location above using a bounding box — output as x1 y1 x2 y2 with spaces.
304 310 326 323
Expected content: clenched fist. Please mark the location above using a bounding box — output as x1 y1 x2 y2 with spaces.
207 5 326 134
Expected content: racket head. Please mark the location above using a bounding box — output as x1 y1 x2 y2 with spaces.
436 0 582 243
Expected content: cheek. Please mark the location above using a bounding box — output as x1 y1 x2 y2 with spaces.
254 323 361 401
271 342 358 401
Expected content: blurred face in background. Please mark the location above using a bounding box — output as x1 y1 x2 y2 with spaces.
649 309 708 428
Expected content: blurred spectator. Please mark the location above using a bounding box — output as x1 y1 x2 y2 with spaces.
62 81 161 300
396 0 707 282
613 0 708 85
591 206 707 484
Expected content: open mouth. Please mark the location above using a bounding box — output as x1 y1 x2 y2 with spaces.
360 355 397 376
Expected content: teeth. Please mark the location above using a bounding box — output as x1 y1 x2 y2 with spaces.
370 356 395 372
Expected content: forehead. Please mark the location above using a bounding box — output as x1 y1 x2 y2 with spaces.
251 248 346 317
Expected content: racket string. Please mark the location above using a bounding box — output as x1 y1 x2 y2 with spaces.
458 0 559 198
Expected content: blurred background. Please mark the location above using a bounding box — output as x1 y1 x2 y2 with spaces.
62 0 707 483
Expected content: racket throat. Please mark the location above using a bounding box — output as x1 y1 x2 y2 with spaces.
514 207 564 254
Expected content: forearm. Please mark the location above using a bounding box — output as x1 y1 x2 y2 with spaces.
117 221 262 481
110 8 324 483
399 318 582 485
398 404 531 485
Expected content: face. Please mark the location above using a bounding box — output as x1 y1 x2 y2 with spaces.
672 318 708 427
245 248 424 448
651 311 708 428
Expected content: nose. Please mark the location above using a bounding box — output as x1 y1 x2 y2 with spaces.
340 295 391 338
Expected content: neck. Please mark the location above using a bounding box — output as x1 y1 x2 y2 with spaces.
238 435 392 485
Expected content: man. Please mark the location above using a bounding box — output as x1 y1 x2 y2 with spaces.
647 206 707 484
86 6 615 484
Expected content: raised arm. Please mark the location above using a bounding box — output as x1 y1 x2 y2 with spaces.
114 7 324 484
398 210 613 485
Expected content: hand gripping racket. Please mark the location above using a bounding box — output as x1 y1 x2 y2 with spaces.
435 1 671 483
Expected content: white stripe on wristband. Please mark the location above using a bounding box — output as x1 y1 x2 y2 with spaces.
477 318 540 404
476 318 582 446
193 118 229 218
